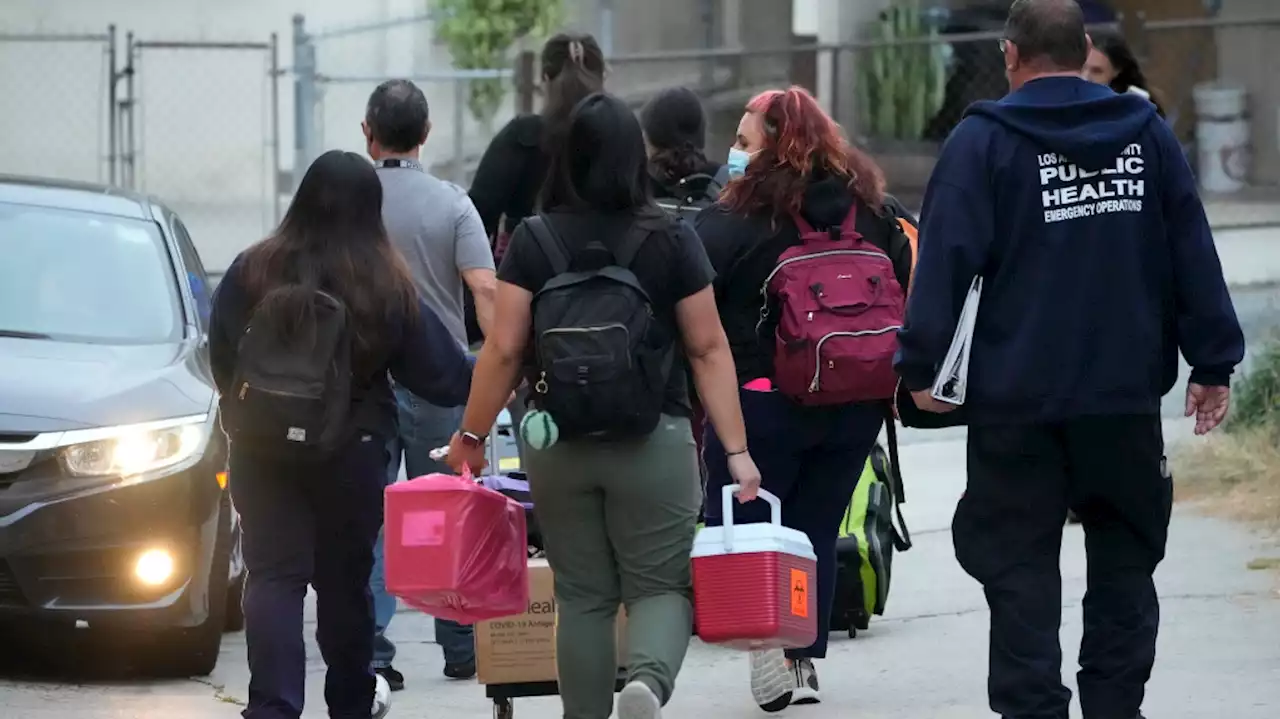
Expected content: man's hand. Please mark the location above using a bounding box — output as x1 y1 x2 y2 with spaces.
910 388 958 414
1185 383 1230 435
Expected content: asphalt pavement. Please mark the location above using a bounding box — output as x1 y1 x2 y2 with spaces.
2 259 1278 718
2 413 1278 718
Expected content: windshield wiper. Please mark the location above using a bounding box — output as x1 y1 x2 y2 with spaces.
0 329 53 339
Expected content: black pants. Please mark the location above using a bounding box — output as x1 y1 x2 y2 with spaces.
954 415 1171 719
230 436 386 719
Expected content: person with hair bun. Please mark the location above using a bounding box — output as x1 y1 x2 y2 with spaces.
694 85 914 713
640 86 723 208
468 33 607 260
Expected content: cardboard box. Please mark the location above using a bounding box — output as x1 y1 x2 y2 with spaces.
475 559 627 685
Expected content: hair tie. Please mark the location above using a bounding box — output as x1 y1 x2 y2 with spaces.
569 40 585 65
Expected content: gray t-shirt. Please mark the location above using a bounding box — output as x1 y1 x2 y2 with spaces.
376 165 494 347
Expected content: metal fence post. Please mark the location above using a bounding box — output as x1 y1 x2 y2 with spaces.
292 14 318 189
699 0 716 88
515 50 537 114
453 77 467 184
121 31 137 190
269 32 282 223
107 24 118 186
600 0 616 57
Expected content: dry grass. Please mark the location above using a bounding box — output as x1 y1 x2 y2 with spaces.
1171 424 1280 528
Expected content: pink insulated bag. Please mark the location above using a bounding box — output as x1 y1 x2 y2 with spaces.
384 466 529 623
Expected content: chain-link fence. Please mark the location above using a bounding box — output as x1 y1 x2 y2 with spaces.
587 12 1280 230
292 12 515 188
115 35 282 273
0 29 116 185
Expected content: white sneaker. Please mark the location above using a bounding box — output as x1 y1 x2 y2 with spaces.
749 648 793 713
372 673 392 718
790 658 821 705
616 680 662 719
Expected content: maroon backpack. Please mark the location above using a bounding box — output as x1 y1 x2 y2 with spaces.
764 205 906 406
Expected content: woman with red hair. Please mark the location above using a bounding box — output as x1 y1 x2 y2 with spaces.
694 86 914 712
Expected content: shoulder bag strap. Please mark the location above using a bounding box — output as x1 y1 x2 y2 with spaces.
883 403 913 551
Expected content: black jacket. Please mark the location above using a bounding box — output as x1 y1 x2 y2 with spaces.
209 255 474 439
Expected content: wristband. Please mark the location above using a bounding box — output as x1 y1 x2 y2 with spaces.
726 447 749 457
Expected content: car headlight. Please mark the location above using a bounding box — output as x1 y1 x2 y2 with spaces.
59 415 210 478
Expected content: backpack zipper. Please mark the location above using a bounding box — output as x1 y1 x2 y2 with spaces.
537 323 633 387
759 249 891 296
809 327 903 392
237 381 316 401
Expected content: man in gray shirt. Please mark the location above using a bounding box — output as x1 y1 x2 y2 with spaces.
362 79 495 690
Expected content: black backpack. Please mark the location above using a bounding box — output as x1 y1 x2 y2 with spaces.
224 287 357 459
524 214 674 441
654 173 721 224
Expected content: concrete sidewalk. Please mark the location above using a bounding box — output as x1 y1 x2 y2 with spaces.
195 428 1277 719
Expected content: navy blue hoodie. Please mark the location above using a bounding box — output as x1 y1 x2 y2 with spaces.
895 76 1244 424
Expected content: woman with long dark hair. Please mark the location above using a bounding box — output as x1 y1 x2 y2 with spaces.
467 32 607 262
445 93 759 719
209 150 473 719
640 86 723 208
694 87 913 712
1084 30 1167 118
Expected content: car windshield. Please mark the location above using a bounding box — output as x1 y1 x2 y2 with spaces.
0 202 183 344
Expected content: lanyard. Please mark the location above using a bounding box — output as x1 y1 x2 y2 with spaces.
374 158 424 172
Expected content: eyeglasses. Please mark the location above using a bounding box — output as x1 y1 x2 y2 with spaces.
998 38 1010 53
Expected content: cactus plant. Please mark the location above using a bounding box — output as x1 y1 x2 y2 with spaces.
857 0 949 142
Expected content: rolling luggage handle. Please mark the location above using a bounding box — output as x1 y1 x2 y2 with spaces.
720 485 782 554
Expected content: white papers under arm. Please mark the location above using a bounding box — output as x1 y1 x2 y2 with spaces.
930 276 982 405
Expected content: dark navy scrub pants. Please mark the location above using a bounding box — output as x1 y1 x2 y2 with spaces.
955 415 1171 719
230 434 386 719
702 388 884 659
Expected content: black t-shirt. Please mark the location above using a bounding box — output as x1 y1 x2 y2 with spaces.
497 207 716 417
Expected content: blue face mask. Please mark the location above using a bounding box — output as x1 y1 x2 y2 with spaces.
726 147 756 179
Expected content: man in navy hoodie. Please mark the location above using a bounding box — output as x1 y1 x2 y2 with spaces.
895 2 1244 718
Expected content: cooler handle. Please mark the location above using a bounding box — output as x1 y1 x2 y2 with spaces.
721 485 782 554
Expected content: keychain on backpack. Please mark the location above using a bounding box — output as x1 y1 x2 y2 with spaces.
519 408 560 451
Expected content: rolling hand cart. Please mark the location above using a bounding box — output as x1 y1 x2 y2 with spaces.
485 671 628 719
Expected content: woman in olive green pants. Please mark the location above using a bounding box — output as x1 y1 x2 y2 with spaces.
446 91 759 719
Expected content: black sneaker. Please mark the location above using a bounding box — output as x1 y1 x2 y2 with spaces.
443 659 476 680
375 665 405 692
790 658 821 705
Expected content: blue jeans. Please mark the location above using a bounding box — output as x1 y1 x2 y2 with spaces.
369 385 475 667
702 389 884 660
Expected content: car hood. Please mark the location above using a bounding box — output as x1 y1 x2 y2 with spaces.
0 337 214 433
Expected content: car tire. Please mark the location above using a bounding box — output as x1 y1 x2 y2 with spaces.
146 496 233 678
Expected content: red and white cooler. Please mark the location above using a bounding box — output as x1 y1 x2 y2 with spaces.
692 486 818 651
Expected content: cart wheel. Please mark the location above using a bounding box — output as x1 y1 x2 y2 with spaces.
494 698 514 719
847 625 858 639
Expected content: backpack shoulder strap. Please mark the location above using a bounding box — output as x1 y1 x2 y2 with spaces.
612 218 656 269
525 214 571 275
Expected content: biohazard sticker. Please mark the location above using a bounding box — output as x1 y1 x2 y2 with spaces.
790 568 809 618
